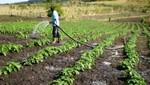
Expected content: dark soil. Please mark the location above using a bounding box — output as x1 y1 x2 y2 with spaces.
0 18 150 85
0 34 50 67
73 35 150 85
74 36 125 85
136 35 150 84
0 45 48 67
0 32 96 67
0 34 27 45
136 36 149 56
0 34 106 85
0 33 149 85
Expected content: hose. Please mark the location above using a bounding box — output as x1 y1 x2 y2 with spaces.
51 22 122 48
53 23 93 48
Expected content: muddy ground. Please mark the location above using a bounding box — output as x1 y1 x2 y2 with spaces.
0 34 49 67
0 32 149 85
0 17 149 85
73 34 150 85
136 36 150 84
0 31 95 67
74 36 125 85
0 34 107 85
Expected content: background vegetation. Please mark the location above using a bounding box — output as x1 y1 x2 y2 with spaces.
0 0 149 23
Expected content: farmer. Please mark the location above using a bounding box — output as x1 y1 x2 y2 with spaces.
50 6 60 43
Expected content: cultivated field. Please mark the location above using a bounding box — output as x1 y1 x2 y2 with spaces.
0 20 150 85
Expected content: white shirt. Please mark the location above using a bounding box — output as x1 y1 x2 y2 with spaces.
52 10 59 26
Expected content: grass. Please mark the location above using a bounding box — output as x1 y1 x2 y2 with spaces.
0 4 46 17
0 0 149 20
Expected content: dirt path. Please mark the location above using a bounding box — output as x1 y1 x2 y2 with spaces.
0 34 28 45
136 35 150 84
136 36 149 56
0 34 107 85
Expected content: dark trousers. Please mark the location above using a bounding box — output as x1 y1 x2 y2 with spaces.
52 26 60 38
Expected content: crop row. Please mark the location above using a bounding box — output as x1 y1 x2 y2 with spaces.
0 24 136 85
141 24 150 49
50 22 129 85
0 43 23 56
120 32 146 85
0 21 37 34
0 30 94 75
135 24 141 33
27 37 52 47
49 23 131 85
0 29 102 76
50 23 145 85
1 31 96 57
50 33 119 85
0 21 122 56
0 21 124 76
0 32 90 75
27 31 95 47
0 20 122 35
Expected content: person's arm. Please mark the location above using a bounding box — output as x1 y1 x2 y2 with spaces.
49 19 56 25
49 21 52 24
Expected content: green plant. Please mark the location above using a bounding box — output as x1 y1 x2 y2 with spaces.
124 69 146 85
50 76 74 85
120 32 146 85
0 21 131 79
22 31 101 66
0 43 23 56
142 23 150 49
0 21 37 34
50 28 129 85
17 32 28 39
27 38 52 47
0 62 22 75
120 33 139 69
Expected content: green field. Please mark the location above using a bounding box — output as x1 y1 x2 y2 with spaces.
0 0 150 85
0 20 149 85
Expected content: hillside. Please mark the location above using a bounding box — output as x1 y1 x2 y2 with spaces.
0 0 149 21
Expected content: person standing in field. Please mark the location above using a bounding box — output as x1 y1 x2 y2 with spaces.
50 6 60 44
